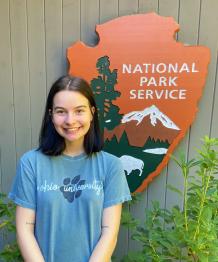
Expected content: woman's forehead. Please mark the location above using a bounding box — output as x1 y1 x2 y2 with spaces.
53 90 89 107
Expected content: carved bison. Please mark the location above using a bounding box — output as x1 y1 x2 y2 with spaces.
119 155 144 177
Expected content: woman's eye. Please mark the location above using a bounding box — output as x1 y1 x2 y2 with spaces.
56 110 65 115
76 109 85 114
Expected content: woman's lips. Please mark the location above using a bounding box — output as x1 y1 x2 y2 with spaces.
64 127 81 133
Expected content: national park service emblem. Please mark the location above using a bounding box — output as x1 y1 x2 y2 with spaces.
67 13 210 193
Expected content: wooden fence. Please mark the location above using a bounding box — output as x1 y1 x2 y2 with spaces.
0 0 218 260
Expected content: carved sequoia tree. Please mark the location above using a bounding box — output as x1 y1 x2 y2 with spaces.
90 56 122 132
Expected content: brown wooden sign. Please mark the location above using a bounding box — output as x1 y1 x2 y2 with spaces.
67 13 210 193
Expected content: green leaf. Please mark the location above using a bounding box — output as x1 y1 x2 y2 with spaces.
167 184 183 197
201 206 213 222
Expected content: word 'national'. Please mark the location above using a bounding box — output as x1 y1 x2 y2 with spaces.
122 63 199 74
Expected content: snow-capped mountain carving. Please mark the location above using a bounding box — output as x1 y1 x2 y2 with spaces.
104 105 180 147
121 105 180 130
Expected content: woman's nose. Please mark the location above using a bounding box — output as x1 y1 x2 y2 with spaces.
64 112 76 124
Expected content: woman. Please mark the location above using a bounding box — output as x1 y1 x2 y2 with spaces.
8 75 132 262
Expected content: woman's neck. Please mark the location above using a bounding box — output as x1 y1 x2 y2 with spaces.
63 140 85 156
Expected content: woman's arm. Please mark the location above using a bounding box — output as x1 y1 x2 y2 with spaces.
89 204 122 262
16 206 45 262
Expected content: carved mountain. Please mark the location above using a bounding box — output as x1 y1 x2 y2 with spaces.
104 105 180 147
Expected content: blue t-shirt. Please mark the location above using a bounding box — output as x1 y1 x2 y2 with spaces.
8 149 132 262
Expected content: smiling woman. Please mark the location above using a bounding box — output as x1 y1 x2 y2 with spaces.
8 75 132 262
39 76 101 156
51 90 95 156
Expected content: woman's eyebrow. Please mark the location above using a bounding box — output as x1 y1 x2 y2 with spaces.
74 105 88 109
53 105 88 110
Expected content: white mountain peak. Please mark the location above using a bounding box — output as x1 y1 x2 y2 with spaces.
121 105 180 130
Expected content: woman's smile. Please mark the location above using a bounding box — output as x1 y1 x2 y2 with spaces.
64 127 81 132
63 126 82 136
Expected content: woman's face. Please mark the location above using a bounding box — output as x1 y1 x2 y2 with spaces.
51 90 94 149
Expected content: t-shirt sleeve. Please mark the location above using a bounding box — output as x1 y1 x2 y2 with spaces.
103 156 132 208
8 155 36 210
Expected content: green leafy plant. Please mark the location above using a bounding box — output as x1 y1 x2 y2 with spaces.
121 136 218 262
0 193 22 262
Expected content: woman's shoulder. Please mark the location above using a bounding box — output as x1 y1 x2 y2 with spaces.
95 151 126 181
20 148 48 164
94 150 122 166
95 150 119 159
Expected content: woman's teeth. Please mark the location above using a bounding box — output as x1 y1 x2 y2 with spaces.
65 127 80 131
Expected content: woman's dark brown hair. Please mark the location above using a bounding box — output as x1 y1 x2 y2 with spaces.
38 75 103 156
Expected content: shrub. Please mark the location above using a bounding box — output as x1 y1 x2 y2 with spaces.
121 136 218 262
0 193 22 262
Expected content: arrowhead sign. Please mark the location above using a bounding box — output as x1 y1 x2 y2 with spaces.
67 13 210 193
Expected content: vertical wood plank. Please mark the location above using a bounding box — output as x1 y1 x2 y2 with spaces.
118 0 139 16
63 0 80 73
27 0 47 148
113 204 130 261
81 0 100 46
178 0 201 44
188 0 218 159
0 0 16 192
100 0 118 23
0 0 16 250
147 169 167 209
10 0 31 160
210 54 218 138
165 0 201 210
147 0 180 211
0 147 3 250
128 190 147 254
45 0 64 93
158 0 179 20
139 0 158 13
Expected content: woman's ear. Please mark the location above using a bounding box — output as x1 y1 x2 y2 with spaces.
49 109 53 122
91 107 95 115
91 107 95 121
